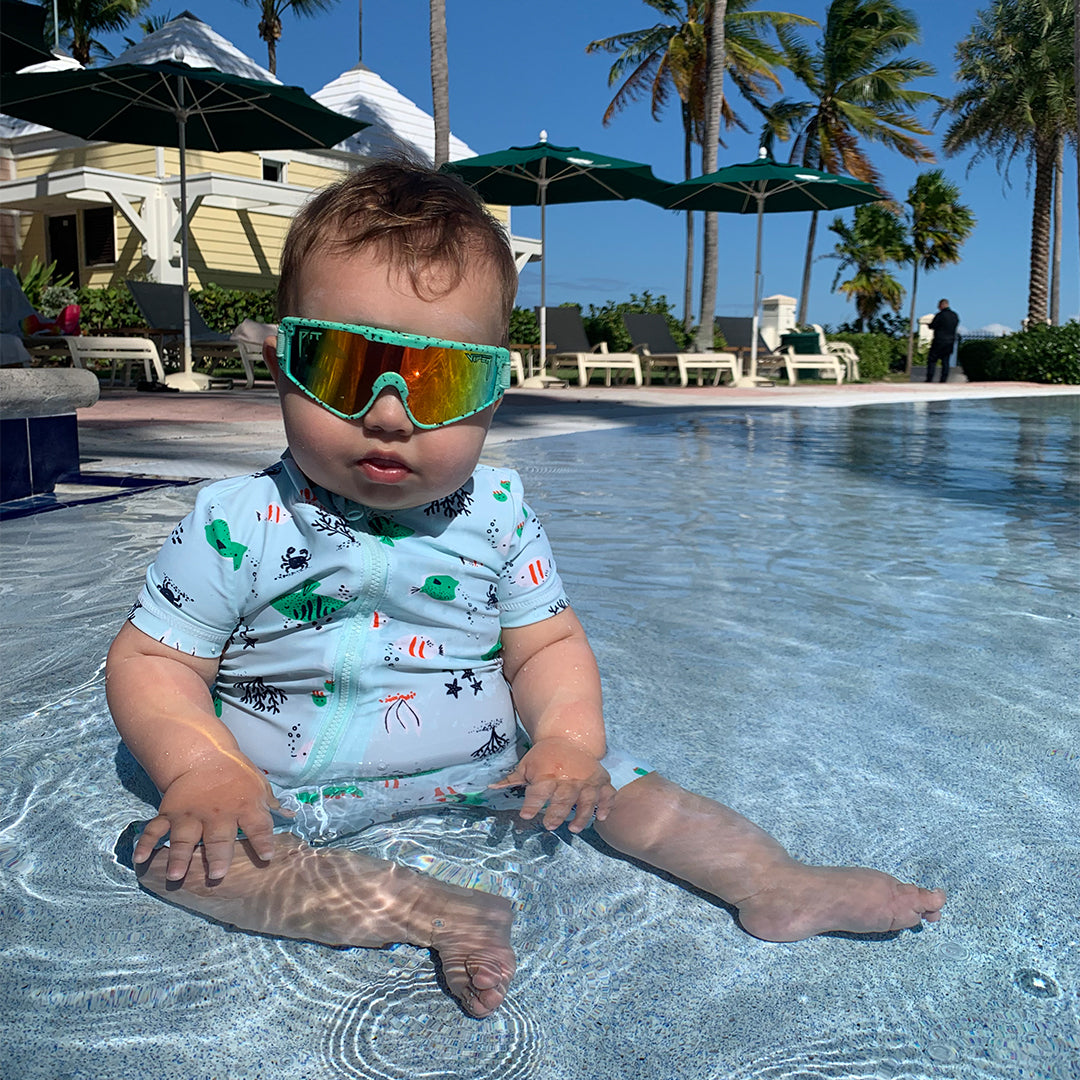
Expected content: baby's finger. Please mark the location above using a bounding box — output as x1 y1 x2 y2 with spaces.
566 785 603 833
488 767 526 790
164 838 198 882
132 815 171 864
593 782 617 822
237 811 277 864
201 833 239 881
161 817 206 881
541 783 579 831
517 778 555 821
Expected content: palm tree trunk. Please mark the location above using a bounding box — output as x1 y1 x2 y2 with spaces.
694 0 727 354
905 259 921 375
797 210 818 325
267 36 277 75
1026 137 1054 327
429 0 450 168
1050 135 1063 325
682 103 695 337
358 0 363 61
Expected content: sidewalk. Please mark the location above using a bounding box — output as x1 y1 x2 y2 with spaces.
73 378 1080 481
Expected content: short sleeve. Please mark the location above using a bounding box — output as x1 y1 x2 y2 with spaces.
495 473 569 628
128 479 256 656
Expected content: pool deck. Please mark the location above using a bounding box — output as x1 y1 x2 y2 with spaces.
74 376 1080 480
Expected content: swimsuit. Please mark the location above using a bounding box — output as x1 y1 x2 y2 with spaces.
130 454 647 842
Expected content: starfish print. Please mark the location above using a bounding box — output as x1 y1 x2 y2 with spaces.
445 678 463 698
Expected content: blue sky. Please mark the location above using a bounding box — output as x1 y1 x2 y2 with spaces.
101 0 1077 335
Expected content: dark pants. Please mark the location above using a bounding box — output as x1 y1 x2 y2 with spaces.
925 340 954 383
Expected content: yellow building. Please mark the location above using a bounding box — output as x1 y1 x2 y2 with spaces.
0 13 538 294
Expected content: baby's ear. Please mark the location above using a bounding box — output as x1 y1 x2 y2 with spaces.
262 334 279 374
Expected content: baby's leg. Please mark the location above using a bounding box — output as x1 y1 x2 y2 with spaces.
136 833 515 1018
593 772 946 940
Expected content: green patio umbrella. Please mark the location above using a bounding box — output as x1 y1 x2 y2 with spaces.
443 134 670 372
0 0 54 74
0 46 365 389
656 149 885 382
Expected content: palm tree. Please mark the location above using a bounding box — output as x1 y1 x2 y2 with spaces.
239 0 340 76
828 202 906 331
901 170 975 372
941 0 1075 329
429 0 449 167
587 1 813 336
764 0 938 325
698 0 728 351
50 0 152 65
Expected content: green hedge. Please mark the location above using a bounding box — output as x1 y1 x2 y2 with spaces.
959 322 1079 383
826 331 902 380
73 282 277 333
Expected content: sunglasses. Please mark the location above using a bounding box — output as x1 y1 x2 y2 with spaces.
276 317 511 429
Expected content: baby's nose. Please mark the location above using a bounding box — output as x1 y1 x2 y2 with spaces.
362 386 413 433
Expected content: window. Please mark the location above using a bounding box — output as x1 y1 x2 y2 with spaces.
82 206 115 266
262 159 286 183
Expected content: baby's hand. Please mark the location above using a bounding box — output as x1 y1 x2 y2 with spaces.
132 761 281 883
490 737 616 833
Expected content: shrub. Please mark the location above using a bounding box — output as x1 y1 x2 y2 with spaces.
192 283 276 333
957 338 1002 381
75 285 143 331
997 322 1080 383
509 307 539 344
9 256 72 309
827 331 897 380
959 323 1079 384
39 284 79 318
583 291 688 352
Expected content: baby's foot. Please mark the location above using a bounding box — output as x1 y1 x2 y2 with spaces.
419 887 517 1018
734 865 946 942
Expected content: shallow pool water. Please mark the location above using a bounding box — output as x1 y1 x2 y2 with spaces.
2 396 1077 1079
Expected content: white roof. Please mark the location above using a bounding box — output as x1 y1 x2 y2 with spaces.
108 10 281 83
313 64 475 165
1 12 278 138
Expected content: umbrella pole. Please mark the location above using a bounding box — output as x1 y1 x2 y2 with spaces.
165 76 210 391
749 195 764 382
538 192 547 378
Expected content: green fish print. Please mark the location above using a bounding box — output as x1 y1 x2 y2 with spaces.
271 580 352 623
205 519 247 570
369 515 415 546
410 575 459 602
481 640 502 660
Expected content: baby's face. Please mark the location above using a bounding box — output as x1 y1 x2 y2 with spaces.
267 249 506 511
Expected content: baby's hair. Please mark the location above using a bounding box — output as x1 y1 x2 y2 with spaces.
277 158 518 336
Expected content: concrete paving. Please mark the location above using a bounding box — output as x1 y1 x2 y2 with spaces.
74 377 1080 481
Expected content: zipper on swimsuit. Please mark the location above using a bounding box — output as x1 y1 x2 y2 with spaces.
295 532 389 783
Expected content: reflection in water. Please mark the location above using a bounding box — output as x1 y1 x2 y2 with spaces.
2 398 1078 1080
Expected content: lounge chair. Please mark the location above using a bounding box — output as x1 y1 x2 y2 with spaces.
64 335 167 386
622 313 739 387
542 307 643 387
229 319 277 389
126 280 240 386
507 350 527 385
779 345 845 385
824 340 860 381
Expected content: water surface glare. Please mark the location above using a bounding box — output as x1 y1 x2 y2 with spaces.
2 397 1077 1079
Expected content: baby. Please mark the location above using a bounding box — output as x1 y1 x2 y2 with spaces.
106 160 945 1019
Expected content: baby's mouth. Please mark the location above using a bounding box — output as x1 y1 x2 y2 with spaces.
357 454 412 483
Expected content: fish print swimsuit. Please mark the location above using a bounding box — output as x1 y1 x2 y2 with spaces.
129 454 647 843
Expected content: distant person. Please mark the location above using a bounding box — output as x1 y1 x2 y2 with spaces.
926 299 960 383
105 160 947 1019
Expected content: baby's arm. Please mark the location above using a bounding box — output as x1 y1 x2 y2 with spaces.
493 608 616 832
105 622 279 882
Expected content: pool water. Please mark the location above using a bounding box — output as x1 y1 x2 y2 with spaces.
2 396 1077 1079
